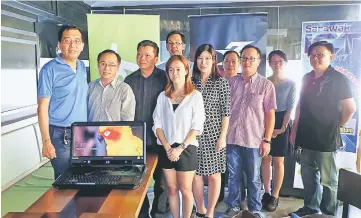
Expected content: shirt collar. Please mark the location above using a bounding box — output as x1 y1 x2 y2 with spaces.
241 72 258 83
309 65 336 81
134 66 161 78
55 54 80 70
311 65 333 79
98 77 119 88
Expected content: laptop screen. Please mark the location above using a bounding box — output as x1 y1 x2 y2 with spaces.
71 122 146 165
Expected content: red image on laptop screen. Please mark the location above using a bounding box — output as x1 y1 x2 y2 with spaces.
72 125 144 157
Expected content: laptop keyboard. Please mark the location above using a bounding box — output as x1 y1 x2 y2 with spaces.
60 174 122 185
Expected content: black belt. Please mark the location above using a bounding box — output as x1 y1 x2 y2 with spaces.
50 124 71 129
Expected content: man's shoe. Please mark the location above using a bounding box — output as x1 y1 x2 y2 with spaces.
264 196 279 212
261 193 271 209
288 207 320 217
221 207 241 218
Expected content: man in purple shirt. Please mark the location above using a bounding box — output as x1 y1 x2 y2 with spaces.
222 45 276 218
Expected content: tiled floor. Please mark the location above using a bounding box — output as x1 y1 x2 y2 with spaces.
147 188 343 218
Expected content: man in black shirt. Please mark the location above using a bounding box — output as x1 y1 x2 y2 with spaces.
289 41 356 217
124 40 169 218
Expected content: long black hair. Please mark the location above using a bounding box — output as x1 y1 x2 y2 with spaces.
192 44 221 83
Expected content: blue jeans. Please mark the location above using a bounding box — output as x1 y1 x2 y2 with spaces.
226 144 262 213
300 148 339 216
49 125 71 179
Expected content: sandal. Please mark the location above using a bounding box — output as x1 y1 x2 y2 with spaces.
195 212 206 217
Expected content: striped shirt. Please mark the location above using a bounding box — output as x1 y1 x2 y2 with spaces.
227 73 277 148
124 67 167 146
87 78 136 121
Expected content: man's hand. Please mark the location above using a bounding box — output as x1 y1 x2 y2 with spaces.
216 137 227 152
289 130 296 145
42 141 56 159
259 141 270 157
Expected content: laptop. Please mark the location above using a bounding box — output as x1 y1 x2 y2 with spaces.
53 121 147 189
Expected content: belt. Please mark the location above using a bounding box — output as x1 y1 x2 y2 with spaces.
50 124 71 129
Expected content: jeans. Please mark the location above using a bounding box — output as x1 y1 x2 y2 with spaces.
300 148 339 216
49 125 71 179
226 144 262 213
139 146 170 218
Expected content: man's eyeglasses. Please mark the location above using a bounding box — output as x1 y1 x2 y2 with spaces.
240 57 259 62
167 41 183 46
309 53 328 59
61 37 83 45
98 62 118 69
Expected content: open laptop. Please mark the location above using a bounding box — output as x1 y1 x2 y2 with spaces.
53 121 147 189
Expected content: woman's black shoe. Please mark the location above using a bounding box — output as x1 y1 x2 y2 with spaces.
261 192 271 208
265 196 279 212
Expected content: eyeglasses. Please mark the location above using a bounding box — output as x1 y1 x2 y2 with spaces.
61 37 83 45
270 60 285 65
309 53 328 59
98 62 118 69
240 57 259 62
167 41 183 46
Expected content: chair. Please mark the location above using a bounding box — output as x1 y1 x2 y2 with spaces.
337 168 361 218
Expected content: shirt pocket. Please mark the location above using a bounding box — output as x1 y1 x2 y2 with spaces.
247 92 263 109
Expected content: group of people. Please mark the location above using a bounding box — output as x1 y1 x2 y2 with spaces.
38 25 356 218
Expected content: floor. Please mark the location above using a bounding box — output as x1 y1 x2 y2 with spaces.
1 163 343 218
147 188 308 218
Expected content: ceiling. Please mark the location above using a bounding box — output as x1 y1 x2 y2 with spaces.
83 0 304 8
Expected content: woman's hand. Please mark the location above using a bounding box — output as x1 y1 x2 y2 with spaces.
216 136 227 152
272 129 283 138
166 146 182 162
166 148 177 162
164 144 178 162
170 146 184 161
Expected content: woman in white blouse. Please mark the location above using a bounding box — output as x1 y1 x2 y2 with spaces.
153 55 205 218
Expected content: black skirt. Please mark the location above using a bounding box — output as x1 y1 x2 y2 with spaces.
270 111 292 157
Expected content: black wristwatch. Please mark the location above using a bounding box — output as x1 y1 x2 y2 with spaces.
263 139 271 144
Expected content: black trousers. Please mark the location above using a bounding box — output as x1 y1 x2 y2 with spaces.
138 146 170 218
219 171 227 202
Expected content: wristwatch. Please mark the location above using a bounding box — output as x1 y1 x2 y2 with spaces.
263 139 271 144
181 142 188 149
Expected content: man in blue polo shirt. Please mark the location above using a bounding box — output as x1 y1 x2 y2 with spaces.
37 25 88 179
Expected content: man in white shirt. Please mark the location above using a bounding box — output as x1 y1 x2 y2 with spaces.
158 31 194 73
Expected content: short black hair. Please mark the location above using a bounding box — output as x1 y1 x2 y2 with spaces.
137 40 159 57
58 25 83 42
223 50 240 60
268 50 288 62
166 30 186 44
97 49 121 64
240 44 261 58
308 41 334 56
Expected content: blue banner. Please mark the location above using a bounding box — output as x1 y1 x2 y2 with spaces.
301 21 361 154
189 13 268 76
